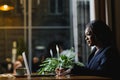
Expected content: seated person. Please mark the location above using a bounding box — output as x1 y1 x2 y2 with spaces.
2 58 13 73
55 20 120 79
32 57 40 73
13 55 24 74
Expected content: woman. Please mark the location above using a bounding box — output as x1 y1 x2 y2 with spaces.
55 20 120 79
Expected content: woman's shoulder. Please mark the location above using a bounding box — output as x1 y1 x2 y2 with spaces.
103 45 120 59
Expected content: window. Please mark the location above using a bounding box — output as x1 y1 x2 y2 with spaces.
48 0 64 15
77 0 90 63
0 0 91 71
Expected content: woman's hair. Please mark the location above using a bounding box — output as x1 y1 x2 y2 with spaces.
86 20 113 46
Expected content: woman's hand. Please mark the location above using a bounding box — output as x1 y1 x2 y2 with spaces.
55 67 71 76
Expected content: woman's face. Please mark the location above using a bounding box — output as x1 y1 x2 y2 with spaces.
85 27 96 46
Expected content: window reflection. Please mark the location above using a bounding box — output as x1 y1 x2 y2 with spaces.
0 0 90 73
0 0 71 63
49 0 64 15
32 0 69 26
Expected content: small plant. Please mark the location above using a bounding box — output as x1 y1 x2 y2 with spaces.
37 48 84 75
37 55 74 75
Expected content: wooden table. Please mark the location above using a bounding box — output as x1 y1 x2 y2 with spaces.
14 75 112 80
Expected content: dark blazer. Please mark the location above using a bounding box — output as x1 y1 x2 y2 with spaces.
71 46 120 79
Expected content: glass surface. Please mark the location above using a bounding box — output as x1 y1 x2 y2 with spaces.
0 0 91 72
0 29 24 62
32 0 70 26
77 0 90 63
0 0 71 65
32 28 71 58
0 0 24 27
0 12 23 26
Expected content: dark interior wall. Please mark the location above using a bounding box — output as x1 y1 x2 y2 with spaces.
113 0 120 53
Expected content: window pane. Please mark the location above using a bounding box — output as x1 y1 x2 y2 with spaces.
0 29 24 62
0 0 24 27
32 29 71 58
58 0 63 13
32 0 70 26
77 0 90 63
50 0 55 13
0 0 91 72
0 12 23 26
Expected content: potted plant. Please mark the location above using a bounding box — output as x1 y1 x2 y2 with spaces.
37 48 84 75
37 55 74 75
